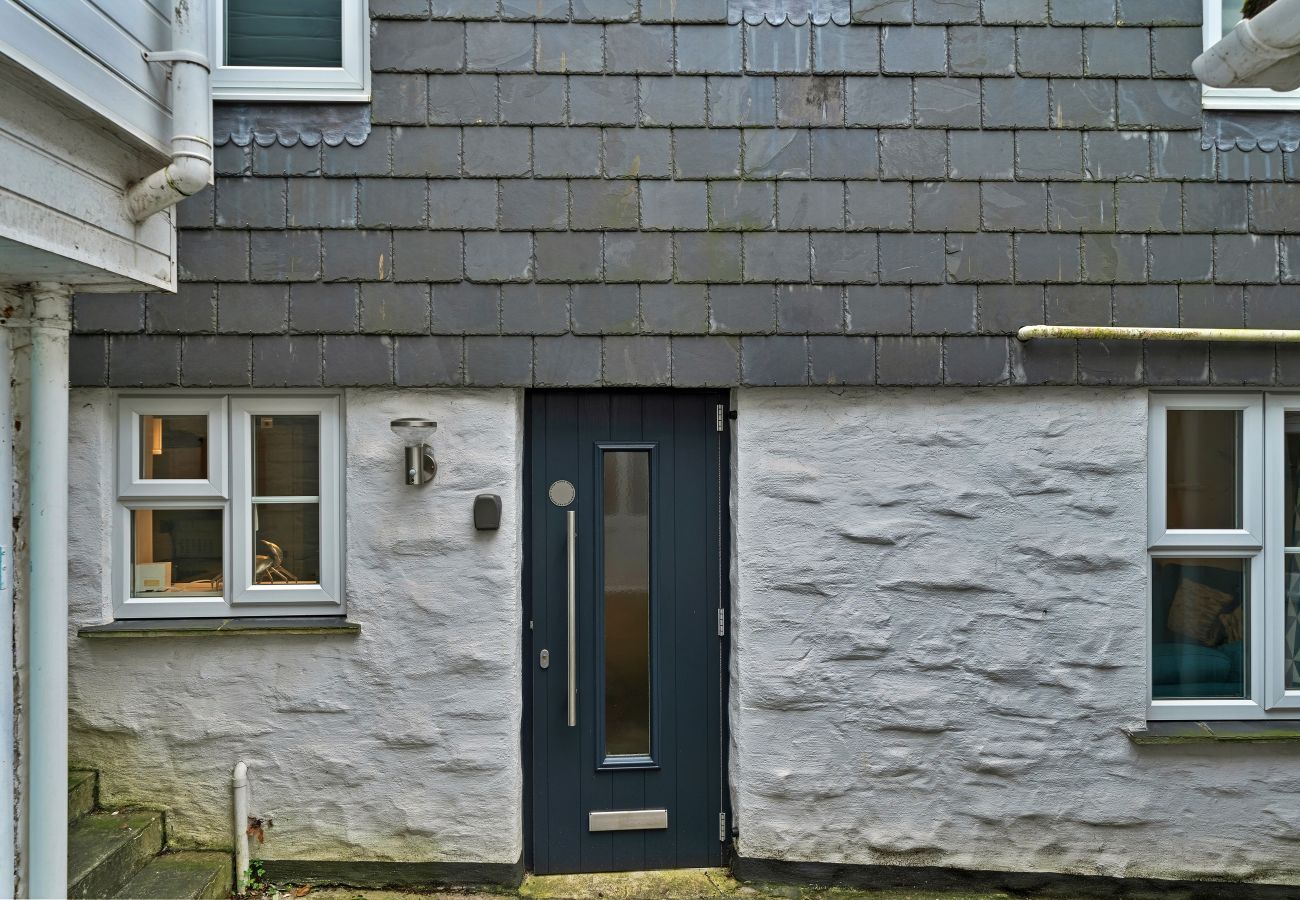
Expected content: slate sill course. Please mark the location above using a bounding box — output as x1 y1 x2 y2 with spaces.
78 616 360 639
1126 721 1300 744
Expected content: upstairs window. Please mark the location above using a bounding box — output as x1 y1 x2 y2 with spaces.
115 395 343 619
211 0 369 102
1203 0 1300 110
1148 394 1300 720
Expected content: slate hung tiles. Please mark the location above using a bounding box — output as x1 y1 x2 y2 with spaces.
72 0 1300 389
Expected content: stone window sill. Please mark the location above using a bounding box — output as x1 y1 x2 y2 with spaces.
78 616 360 639
1126 721 1300 744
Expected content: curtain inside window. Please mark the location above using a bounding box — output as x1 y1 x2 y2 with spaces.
225 0 343 68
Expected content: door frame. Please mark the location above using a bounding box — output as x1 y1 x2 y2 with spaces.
520 388 734 873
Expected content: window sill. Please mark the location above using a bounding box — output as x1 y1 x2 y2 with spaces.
1126 721 1300 745
78 616 360 639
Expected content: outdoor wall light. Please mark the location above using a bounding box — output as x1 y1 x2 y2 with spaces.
390 418 437 486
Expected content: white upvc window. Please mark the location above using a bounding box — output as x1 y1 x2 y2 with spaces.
210 0 369 102
1202 0 1300 110
1148 393 1300 720
114 394 344 619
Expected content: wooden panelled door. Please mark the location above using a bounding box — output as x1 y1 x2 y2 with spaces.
526 391 728 874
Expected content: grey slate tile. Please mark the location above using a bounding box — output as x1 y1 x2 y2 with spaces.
877 335 943 385
811 129 880 179
502 283 571 334
809 335 876 384
574 283 639 331
776 76 845 127
218 284 289 334
879 233 946 284
777 284 843 333
743 233 811 282
570 76 640 125
373 21 465 72
603 335 671 385
745 23 812 74
465 335 534 385
323 335 395 385
605 24 674 73
914 284 978 333
708 76 778 126
604 128 673 178
291 283 359 333
464 232 535 282
641 77 709 127
742 335 808 385
675 129 742 179
1179 284 1244 327
462 127 532 176
881 26 947 75
466 22 535 72
606 232 674 282
944 336 1011 384
710 284 776 333
251 231 322 282
535 334 603 385
778 181 846 231
393 231 464 282
74 293 143 334
433 282 502 333
181 336 252 386
671 335 740 385
148 283 217 334
322 230 390 281
742 129 811 178
110 335 181 387
534 232 604 281
428 74 498 125
847 181 912 231
538 127 604 177
675 232 743 282
678 26 744 74
361 282 431 333
642 283 710 333
846 284 912 333
811 233 879 284
253 335 324 386
500 74 568 125
982 181 1048 232
395 335 464 385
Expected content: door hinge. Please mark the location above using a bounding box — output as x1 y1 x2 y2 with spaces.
719 811 727 842
717 607 725 637
715 404 724 432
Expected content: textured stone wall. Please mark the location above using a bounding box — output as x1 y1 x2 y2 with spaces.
731 387 1300 882
68 0 1300 389
66 388 524 863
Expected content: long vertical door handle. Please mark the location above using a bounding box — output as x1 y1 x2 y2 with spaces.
566 508 577 727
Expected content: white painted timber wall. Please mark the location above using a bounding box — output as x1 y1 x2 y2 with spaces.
67 388 524 863
0 63 175 291
0 0 171 155
731 387 1300 884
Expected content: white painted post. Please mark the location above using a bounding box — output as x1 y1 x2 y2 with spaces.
25 282 70 900
0 288 16 899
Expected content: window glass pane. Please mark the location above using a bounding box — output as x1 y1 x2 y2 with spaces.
1166 409 1241 530
603 450 651 758
1287 555 1300 692
253 503 320 585
253 415 319 497
139 415 207 480
1152 557 1249 700
225 0 343 68
1223 0 1242 36
131 509 223 597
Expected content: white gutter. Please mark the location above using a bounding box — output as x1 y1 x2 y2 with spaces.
1194 0 1300 91
1018 326 1300 342
125 0 212 223
24 283 71 900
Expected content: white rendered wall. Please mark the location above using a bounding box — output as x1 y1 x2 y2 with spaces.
731 387 1300 884
67 388 524 863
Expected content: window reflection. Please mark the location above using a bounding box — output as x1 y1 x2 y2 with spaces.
1166 409 1241 530
1151 557 1248 700
225 0 343 68
131 508 223 597
139 415 208 480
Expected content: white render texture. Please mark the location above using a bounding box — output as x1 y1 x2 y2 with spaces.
67 388 524 863
731 387 1300 884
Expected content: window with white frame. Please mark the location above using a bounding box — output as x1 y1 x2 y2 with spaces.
211 0 369 102
1148 394 1300 720
115 395 343 619
1203 0 1300 110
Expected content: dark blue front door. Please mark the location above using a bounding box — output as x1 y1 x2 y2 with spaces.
526 391 728 874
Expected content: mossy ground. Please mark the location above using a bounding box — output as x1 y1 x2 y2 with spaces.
285 868 1019 900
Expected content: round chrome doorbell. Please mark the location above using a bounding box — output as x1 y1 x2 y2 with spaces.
548 479 575 507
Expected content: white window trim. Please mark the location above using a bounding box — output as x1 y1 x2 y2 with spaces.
116 396 227 499
209 0 370 102
1147 392 1300 720
230 396 343 610
1202 1 1300 111
113 392 344 620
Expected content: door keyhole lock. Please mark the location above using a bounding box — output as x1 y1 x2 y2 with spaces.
539 649 550 669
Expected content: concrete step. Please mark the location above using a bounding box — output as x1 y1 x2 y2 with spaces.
113 851 233 900
68 809 163 900
68 769 97 822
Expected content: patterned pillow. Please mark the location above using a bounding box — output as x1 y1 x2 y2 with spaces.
1168 579 1234 647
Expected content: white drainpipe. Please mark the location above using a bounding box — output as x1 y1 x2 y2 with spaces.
1018 325 1300 342
25 283 71 900
126 0 212 223
233 762 250 894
